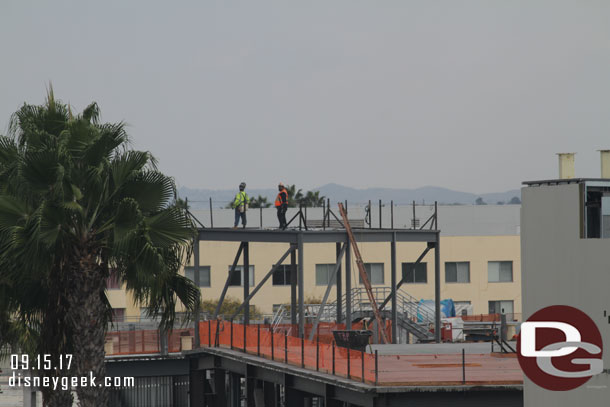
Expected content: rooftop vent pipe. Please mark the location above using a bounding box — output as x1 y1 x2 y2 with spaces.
600 150 610 178
557 153 575 179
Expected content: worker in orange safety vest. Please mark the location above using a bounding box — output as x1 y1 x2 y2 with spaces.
275 182 288 229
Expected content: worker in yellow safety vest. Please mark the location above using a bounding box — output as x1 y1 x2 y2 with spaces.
275 182 288 229
232 182 250 228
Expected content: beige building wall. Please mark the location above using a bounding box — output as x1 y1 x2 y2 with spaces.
107 235 521 319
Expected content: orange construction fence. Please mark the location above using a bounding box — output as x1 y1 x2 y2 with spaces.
199 321 378 384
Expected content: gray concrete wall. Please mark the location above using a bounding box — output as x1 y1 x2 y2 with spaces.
521 183 610 406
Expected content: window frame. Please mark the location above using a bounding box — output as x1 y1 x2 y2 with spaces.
445 261 470 283
315 264 337 286
487 261 513 283
185 266 212 287
272 265 292 286
227 265 255 287
402 262 427 284
359 263 385 285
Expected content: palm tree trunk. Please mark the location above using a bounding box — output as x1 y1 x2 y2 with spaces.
40 286 74 407
65 253 108 407
41 387 74 407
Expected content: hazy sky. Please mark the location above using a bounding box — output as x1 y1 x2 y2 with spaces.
1 1 609 193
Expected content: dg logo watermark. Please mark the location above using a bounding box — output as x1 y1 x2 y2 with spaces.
517 305 604 391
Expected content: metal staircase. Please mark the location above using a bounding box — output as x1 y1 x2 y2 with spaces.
270 287 436 342
338 287 436 342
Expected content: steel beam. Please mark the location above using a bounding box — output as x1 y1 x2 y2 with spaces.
390 233 397 344
336 242 342 324
379 246 431 311
229 247 294 320
244 242 250 324
434 232 441 343
298 233 305 338
345 242 352 330
198 229 438 244
290 244 297 325
213 369 226 407
308 243 346 341
213 243 244 319
194 236 201 348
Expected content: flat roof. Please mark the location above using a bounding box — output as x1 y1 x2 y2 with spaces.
523 178 610 186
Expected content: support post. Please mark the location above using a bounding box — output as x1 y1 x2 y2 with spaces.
193 237 201 348
336 242 343 323
391 200 394 229
290 243 297 325
189 369 205 407
214 369 226 407
308 243 346 341
345 241 352 329
244 242 250 325
434 232 441 343
229 247 294 320
390 232 397 344
379 199 382 229
412 200 416 229
209 197 214 228
297 233 305 338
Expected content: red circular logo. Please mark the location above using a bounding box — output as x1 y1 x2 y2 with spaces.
517 305 603 391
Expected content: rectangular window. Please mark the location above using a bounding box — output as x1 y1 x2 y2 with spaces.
359 263 385 285
488 261 513 282
272 265 291 286
106 269 121 290
228 265 255 287
488 300 514 315
185 266 211 287
402 262 427 283
315 264 337 286
445 262 470 283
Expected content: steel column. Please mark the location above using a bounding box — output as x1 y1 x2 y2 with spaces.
336 242 343 323
308 243 346 341
290 244 297 325
244 242 250 325
189 369 205 407
229 247 294 320
193 237 201 348
390 233 397 344
298 233 305 338
213 369 226 407
434 232 441 343
345 240 352 330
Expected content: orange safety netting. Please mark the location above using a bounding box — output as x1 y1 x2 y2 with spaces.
199 321 377 383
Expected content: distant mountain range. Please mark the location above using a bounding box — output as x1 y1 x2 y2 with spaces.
178 183 521 209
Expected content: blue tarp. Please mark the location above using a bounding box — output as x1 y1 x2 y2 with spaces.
417 299 456 322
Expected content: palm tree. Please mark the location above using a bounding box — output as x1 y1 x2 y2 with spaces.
285 184 303 208
0 89 199 407
301 190 325 207
250 195 272 208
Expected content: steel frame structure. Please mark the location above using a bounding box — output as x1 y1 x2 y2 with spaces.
192 227 442 344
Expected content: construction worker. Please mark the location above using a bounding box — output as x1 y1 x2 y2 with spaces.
275 182 288 229
232 182 250 228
